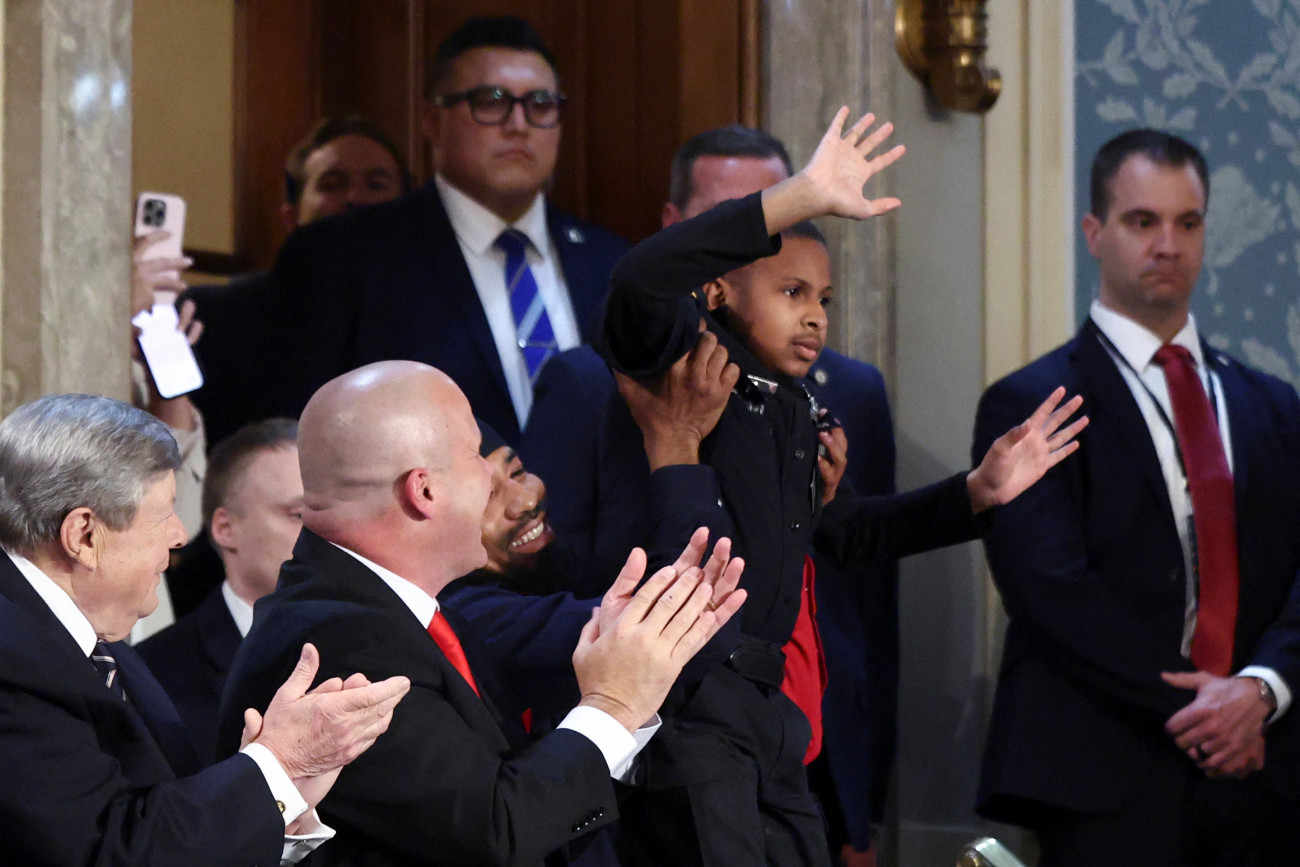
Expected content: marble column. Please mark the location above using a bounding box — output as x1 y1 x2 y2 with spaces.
3 0 132 413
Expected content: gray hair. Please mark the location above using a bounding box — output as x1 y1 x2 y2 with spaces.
0 394 181 555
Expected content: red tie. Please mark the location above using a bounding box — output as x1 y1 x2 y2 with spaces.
1153 344 1239 676
427 610 480 695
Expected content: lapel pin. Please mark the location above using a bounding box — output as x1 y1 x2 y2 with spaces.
813 368 828 385
565 226 585 244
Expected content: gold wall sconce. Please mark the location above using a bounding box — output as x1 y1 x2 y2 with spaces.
895 0 1001 113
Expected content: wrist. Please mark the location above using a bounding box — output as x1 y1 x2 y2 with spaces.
966 469 994 514
577 694 643 735
643 432 702 471
1248 676 1278 714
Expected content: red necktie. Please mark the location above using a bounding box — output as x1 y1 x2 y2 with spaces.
1153 344 1239 676
427 610 480 695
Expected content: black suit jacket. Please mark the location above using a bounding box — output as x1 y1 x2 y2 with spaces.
0 553 282 865
218 529 618 866
182 270 277 449
138 583 242 765
974 320 1300 823
262 183 628 444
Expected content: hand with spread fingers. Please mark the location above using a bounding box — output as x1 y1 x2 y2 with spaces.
574 534 746 733
761 106 907 236
967 386 1089 513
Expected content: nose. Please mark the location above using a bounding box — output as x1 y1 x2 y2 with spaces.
504 477 539 519
804 300 827 331
1153 222 1179 256
168 513 187 549
502 100 529 133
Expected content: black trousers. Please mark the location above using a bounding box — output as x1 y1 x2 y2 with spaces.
620 668 829 867
1036 746 1300 867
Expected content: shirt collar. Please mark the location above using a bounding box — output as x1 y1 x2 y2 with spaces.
329 542 439 627
434 174 551 259
221 581 255 638
1090 300 1206 374
6 551 98 655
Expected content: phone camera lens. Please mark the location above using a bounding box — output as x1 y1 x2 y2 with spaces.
143 199 166 227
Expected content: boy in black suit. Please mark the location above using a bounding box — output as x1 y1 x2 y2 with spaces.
597 109 1086 865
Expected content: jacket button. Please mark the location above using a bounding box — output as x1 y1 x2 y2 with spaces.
795 449 806 459
790 521 801 530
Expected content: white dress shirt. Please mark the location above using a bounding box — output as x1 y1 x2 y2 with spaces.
435 175 582 427
222 580 256 638
6 552 331 862
1090 302 1291 720
332 543 658 779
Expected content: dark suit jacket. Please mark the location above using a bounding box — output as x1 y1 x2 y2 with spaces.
263 183 629 444
138 584 242 765
218 529 618 866
0 553 282 865
182 270 277 450
973 320 1300 824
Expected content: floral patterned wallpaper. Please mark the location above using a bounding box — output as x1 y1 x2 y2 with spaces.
1075 0 1300 388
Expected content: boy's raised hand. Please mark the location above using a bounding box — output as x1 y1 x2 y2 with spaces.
762 107 906 235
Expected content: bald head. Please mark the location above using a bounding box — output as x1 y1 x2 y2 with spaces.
298 361 491 591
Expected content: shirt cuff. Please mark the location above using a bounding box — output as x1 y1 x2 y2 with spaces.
1238 665 1291 724
282 816 336 865
558 706 662 782
240 742 309 825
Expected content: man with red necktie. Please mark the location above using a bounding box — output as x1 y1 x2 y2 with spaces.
973 129 1300 866
218 360 747 866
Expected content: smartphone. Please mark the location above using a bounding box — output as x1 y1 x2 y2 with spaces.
132 192 203 399
133 192 187 284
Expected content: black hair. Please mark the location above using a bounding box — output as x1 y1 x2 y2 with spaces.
669 125 794 209
1090 128 1209 220
782 219 826 247
426 16 557 98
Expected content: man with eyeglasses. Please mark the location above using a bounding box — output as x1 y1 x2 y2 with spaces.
262 16 629 446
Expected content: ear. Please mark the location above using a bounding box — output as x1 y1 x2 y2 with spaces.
662 202 683 228
209 506 237 551
1081 213 1103 258
401 468 439 520
59 508 99 571
279 202 300 234
702 278 729 312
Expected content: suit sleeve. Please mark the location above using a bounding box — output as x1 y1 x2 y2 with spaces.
813 472 984 571
221 606 618 866
600 193 779 378
974 376 1196 725
0 623 282 866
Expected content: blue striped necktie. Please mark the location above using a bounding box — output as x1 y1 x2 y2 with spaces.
496 229 557 382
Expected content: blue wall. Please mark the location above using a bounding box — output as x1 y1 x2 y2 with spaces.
1076 0 1300 388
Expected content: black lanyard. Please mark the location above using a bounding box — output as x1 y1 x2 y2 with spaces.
1093 327 1222 482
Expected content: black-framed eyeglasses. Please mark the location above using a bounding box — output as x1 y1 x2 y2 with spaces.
435 86 567 129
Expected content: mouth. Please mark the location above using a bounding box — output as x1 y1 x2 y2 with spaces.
509 515 553 554
792 337 823 362
496 147 535 161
